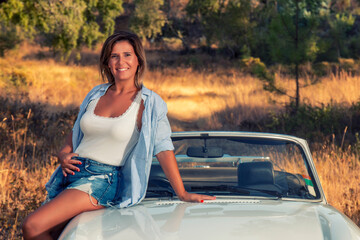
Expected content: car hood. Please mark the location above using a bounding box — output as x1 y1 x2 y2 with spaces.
60 198 360 240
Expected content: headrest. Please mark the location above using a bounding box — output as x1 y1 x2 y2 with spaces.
237 161 274 186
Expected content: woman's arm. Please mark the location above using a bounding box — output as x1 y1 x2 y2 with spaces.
57 132 81 177
156 150 216 203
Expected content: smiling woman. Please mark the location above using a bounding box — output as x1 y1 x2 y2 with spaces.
108 41 139 82
99 32 146 89
21 31 215 240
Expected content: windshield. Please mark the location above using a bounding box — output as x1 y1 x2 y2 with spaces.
146 135 319 200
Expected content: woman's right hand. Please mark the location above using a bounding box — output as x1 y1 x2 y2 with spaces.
57 152 81 177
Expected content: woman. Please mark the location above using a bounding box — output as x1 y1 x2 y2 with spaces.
22 31 215 239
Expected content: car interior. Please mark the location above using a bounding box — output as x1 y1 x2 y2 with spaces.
147 144 315 199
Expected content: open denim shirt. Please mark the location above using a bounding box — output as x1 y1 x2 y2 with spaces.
45 83 174 208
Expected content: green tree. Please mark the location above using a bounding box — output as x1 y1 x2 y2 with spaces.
328 13 355 59
318 1 356 60
0 0 123 59
267 0 322 111
0 0 38 40
186 0 254 57
250 0 278 64
0 23 21 57
129 0 167 40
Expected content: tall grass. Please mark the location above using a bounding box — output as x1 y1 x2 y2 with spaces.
0 44 359 239
313 144 360 225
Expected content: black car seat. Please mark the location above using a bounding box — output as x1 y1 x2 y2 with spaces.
237 161 275 187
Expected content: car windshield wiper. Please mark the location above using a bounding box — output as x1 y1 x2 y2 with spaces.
236 186 283 199
191 185 283 199
190 185 250 195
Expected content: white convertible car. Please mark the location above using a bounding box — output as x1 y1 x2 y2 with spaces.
59 131 360 240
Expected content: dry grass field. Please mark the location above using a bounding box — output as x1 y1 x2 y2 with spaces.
0 44 359 239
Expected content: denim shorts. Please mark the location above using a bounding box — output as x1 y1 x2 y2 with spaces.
45 157 122 207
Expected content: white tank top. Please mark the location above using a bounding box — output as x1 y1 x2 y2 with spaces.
75 91 141 166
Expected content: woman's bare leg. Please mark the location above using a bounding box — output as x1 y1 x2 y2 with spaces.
22 189 104 240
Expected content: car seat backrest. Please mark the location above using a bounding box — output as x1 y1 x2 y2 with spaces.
237 161 274 187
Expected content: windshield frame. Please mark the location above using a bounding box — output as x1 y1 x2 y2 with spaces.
148 131 326 203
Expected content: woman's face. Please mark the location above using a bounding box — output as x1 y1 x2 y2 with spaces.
108 40 139 84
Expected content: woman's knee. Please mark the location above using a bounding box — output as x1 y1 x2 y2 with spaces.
22 214 45 239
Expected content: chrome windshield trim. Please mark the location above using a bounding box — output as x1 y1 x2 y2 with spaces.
169 131 327 203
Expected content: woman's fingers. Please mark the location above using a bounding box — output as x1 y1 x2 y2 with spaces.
60 153 80 176
63 166 76 176
193 194 216 203
69 158 82 172
69 159 82 166
200 194 217 201
63 161 81 174
181 192 216 203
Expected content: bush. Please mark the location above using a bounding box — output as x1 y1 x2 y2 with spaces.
265 102 360 147
0 23 21 57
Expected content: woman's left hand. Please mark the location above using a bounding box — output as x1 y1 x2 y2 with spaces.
178 191 216 203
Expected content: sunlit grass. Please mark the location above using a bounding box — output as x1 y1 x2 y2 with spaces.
275 71 360 106
0 58 101 111
313 145 360 225
145 69 275 123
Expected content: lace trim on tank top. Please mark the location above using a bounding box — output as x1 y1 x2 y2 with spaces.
89 90 141 120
